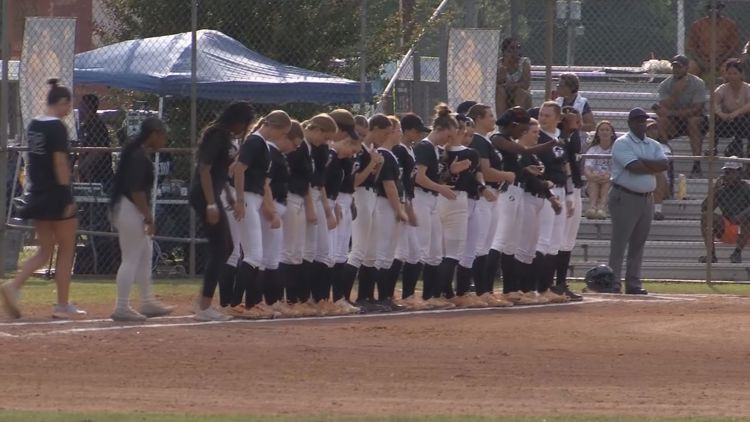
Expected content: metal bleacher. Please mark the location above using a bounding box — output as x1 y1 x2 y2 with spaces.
530 66 750 281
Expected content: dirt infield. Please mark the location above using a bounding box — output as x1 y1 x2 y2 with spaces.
1 294 749 418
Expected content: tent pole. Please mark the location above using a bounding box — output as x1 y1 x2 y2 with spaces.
0 0 9 278
359 0 367 110
189 1 198 279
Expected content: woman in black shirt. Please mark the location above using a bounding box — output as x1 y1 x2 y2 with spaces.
190 101 254 322
109 118 174 322
1 79 86 320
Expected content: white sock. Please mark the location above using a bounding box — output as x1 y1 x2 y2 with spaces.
654 204 663 213
116 277 133 310
137 278 156 305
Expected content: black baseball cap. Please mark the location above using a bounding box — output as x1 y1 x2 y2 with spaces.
671 54 689 67
400 113 431 133
456 100 478 115
628 107 650 121
496 106 531 126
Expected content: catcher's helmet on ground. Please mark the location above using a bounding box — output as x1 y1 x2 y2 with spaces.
584 265 621 293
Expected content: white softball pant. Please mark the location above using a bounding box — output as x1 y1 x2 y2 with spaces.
460 198 484 268
329 193 353 265
280 193 306 265
225 188 263 268
372 196 401 270
348 187 377 268
438 191 468 261
413 189 443 266
113 197 154 305
479 189 501 255
515 193 546 264
560 187 582 252
260 201 286 271
536 186 567 256
395 222 420 264
492 184 524 255
303 188 333 267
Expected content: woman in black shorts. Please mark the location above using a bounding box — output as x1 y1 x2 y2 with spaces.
1 79 85 320
190 101 255 322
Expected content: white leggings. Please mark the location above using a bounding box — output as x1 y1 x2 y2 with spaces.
460 198 484 268
413 189 443 266
396 221 420 265
348 187 377 268
260 201 286 270
226 188 264 268
536 187 567 256
560 187 582 252
330 193 353 265
303 188 333 267
438 191 468 261
515 193 545 264
281 193 306 265
114 198 154 307
372 196 401 270
492 184 524 255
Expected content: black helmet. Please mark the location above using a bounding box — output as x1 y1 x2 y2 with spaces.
584 265 621 293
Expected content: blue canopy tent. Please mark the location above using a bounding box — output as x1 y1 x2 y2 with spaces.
74 30 369 104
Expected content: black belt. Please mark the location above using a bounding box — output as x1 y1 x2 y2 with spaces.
612 184 652 197
419 187 438 196
357 185 374 191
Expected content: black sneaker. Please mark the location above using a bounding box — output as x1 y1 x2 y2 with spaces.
551 285 583 302
698 255 718 263
730 250 742 263
653 211 665 221
354 300 382 314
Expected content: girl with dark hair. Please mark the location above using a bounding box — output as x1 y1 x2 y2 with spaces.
110 118 174 321
190 101 254 322
1 79 86 320
496 38 532 115
585 121 615 219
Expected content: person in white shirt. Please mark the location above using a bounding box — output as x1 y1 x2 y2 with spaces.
584 121 616 219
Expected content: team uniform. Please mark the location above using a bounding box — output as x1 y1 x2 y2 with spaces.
391 143 422 300
348 144 379 304
557 130 583 292
259 141 289 306
304 142 334 303
279 141 313 304
327 149 354 303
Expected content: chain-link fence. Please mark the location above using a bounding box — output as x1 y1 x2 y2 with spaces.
2 0 750 283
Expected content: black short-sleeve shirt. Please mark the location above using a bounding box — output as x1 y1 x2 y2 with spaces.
491 133 522 177
339 157 355 195
537 130 568 187
519 153 552 198
413 139 440 192
267 143 289 204
325 149 344 200
235 133 270 195
310 143 329 189
442 147 480 196
375 148 404 200
26 117 69 193
191 126 233 201
392 143 416 199
470 133 504 189
120 147 154 204
286 142 313 196
353 145 376 189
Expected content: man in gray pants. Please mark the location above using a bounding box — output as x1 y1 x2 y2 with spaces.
608 108 669 295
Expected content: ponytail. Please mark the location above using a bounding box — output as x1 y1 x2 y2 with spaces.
46 78 71 106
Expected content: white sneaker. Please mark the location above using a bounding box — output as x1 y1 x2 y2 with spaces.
193 307 232 322
0 282 21 319
191 298 201 314
111 307 147 322
140 301 175 318
52 303 87 320
335 298 360 315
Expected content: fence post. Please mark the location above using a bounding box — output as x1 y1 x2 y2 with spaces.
510 0 520 37
705 0 717 285
188 0 198 279
544 0 555 100
464 0 478 28
359 0 367 110
676 0 685 55
0 0 9 279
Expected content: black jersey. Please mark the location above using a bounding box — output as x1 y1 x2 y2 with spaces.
340 157 355 195
310 143 330 189
267 142 289 204
375 148 404 200
325 149 345 200
518 153 553 199
470 133 504 189
537 129 568 187
190 126 234 206
413 138 440 193
441 146 480 196
392 143 416 200
118 147 154 203
490 132 522 176
286 141 313 196
353 144 376 190
234 133 270 195
26 117 69 193
565 130 583 189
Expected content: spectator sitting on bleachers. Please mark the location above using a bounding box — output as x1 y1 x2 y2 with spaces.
583 121 615 220
687 0 739 81
654 54 708 177
699 159 750 264
649 118 673 221
555 73 596 136
495 37 531 116
714 59 750 157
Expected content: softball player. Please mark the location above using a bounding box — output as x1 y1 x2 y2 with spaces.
225 110 291 318
534 102 571 304
279 114 337 317
413 104 460 309
466 104 516 306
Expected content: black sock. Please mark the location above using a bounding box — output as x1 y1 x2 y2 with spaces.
356 266 375 302
279 263 294 303
231 262 248 307
238 262 261 307
311 261 331 302
485 249 501 294
517 259 536 293
456 265 472 296
331 263 345 302
402 262 422 299
422 264 438 300
298 261 313 303
437 258 458 299
386 260 403 299
532 253 546 292
341 263 358 302
218 264 236 307
500 253 517 293
263 269 282 305
555 251 572 287
472 255 487 295
375 268 390 301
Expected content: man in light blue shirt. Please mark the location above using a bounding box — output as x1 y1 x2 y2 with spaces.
607 108 669 295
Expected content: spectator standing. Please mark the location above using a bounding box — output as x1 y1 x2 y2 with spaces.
608 108 669 295
495 37 531 116
655 55 707 177
686 1 739 80
584 121 615 219
77 94 114 191
700 159 750 264
714 59 750 157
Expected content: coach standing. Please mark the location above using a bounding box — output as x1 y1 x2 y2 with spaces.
608 108 668 295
